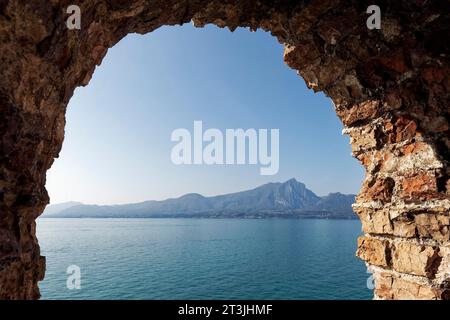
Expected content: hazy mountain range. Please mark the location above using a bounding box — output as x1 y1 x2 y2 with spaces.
43 178 357 219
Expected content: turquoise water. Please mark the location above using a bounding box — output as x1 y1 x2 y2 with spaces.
36 218 372 300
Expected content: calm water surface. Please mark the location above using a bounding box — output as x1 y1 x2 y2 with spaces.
37 218 372 300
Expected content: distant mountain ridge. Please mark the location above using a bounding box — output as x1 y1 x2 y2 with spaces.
42 201 83 215
43 179 356 219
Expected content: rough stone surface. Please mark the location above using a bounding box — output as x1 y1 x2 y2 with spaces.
356 236 391 268
391 242 441 277
372 270 447 300
0 0 449 299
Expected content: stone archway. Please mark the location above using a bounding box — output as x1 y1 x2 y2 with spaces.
0 0 448 299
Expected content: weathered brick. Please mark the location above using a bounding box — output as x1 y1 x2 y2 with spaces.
374 272 445 300
390 277 442 300
415 214 450 242
392 242 441 277
391 117 418 143
392 218 417 238
336 100 380 126
347 126 378 154
358 177 395 203
397 173 439 200
356 236 391 268
356 208 393 235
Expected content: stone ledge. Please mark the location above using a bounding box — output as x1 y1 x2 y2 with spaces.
356 236 392 268
368 264 450 300
357 236 445 277
374 271 446 300
392 242 441 277
353 198 450 212
355 207 450 243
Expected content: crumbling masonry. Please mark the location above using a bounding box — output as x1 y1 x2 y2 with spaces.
0 0 448 299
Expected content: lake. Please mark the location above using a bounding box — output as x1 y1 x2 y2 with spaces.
36 218 372 300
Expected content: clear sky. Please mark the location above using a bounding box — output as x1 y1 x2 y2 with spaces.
45 24 364 205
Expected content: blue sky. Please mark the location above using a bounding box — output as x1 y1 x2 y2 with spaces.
46 24 364 205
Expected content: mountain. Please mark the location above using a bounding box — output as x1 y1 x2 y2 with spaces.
42 201 82 216
312 192 356 212
43 179 356 219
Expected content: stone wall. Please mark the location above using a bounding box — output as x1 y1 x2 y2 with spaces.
0 0 448 299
